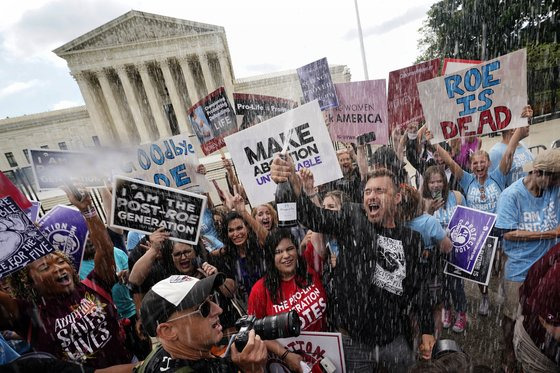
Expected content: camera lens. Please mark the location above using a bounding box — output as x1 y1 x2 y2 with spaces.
253 310 301 340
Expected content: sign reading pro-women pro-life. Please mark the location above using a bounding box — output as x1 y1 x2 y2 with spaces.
224 101 342 206
418 49 528 144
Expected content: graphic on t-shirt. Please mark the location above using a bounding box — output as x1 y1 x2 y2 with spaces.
519 200 558 232
271 284 326 330
54 293 112 363
373 236 406 295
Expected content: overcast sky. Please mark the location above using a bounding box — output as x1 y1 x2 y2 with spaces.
0 0 437 119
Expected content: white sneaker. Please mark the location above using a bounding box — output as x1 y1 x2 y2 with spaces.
478 295 489 316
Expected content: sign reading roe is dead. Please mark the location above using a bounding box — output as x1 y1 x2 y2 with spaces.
111 176 206 245
418 49 527 143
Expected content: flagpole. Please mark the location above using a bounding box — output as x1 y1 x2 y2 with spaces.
354 0 369 80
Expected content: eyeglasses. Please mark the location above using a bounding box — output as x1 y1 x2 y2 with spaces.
479 186 486 201
274 246 297 256
166 294 218 322
172 250 195 259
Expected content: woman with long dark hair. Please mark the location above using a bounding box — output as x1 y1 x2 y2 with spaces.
248 228 327 372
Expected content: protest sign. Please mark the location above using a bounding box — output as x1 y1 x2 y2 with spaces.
445 235 498 286
188 87 237 155
233 93 297 130
448 206 496 274
0 196 55 279
418 49 528 143
326 80 389 144
224 100 342 206
0 171 32 210
119 134 210 192
387 59 440 133
199 208 224 252
29 149 106 190
38 205 89 271
297 57 339 110
275 332 346 373
25 201 41 223
111 176 206 244
442 58 481 75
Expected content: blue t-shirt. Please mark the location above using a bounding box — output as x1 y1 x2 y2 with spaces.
79 248 136 319
496 178 560 282
489 142 533 187
433 191 465 229
459 168 506 214
407 213 447 251
126 231 145 252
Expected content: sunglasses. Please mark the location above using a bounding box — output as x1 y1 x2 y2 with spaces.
166 293 218 322
479 186 486 201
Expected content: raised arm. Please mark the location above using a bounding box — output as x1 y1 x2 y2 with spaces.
229 187 268 247
435 143 464 181
499 106 532 175
100 186 123 235
356 144 368 181
128 228 168 286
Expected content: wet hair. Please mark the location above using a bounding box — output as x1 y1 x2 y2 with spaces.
422 165 450 202
469 150 490 164
10 251 80 303
221 211 263 270
399 184 423 221
264 228 311 304
370 145 409 184
366 168 400 193
251 204 278 229
160 240 204 276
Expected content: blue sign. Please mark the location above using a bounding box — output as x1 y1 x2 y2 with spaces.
297 57 339 110
448 205 496 274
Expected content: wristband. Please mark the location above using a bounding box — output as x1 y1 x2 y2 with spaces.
280 349 290 361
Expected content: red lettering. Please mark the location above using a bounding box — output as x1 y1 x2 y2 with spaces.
494 106 511 129
457 116 474 136
478 109 497 133
440 121 457 139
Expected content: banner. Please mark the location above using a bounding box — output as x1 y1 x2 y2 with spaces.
387 59 440 132
233 93 297 130
445 235 498 286
297 57 339 110
25 201 41 223
448 206 496 274
326 80 389 144
119 134 210 192
29 149 106 190
418 49 528 143
111 176 206 244
0 171 32 210
0 196 55 279
442 58 481 75
38 205 89 271
275 332 346 373
224 101 342 206
187 87 237 155
199 208 224 252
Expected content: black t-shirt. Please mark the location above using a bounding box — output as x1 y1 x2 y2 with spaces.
297 195 434 347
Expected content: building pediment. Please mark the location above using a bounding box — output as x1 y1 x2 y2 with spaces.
54 10 223 56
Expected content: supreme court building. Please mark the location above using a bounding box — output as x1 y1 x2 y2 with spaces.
0 10 351 175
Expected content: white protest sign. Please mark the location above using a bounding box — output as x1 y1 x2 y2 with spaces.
275 332 346 372
224 101 342 206
418 49 527 143
121 135 210 193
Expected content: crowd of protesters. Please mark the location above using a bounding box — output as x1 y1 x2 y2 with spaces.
0 104 559 373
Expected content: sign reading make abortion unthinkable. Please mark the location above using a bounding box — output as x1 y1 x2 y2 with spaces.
447 206 496 274
445 235 498 286
29 149 106 190
111 176 206 245
188 87 237 156
120 134 210 192
224 100 343 206
233 93 297 131
297 57 339 111
418 49 528 143
0 196 55 279
38 205 89 272
326 80 389 144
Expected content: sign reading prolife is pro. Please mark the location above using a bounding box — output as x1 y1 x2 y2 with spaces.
447 205 496 274
224 100 342 206
110 176 206 245
297 57 339 111
326 80 389 144
418 49 527 143
233 93 297 130
188 87 237 156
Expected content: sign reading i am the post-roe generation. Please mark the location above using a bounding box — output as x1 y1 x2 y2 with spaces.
110 176 207 245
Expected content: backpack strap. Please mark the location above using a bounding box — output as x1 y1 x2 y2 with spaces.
82 277 114 306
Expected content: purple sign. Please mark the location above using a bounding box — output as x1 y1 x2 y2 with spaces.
38 205 89 271
0 196 55 279
25 201 41 223
297 57 339 110
448 206 496 274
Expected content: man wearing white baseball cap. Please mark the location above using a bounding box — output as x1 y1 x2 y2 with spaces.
495 148 560 370
133 273 267 373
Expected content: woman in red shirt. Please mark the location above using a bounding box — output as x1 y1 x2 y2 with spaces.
248 228 327 372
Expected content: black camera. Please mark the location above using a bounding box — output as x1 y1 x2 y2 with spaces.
357 131 376 145
234 310 301 351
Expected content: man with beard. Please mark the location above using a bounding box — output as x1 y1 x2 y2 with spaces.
320 147 362 203
271 156 434 372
